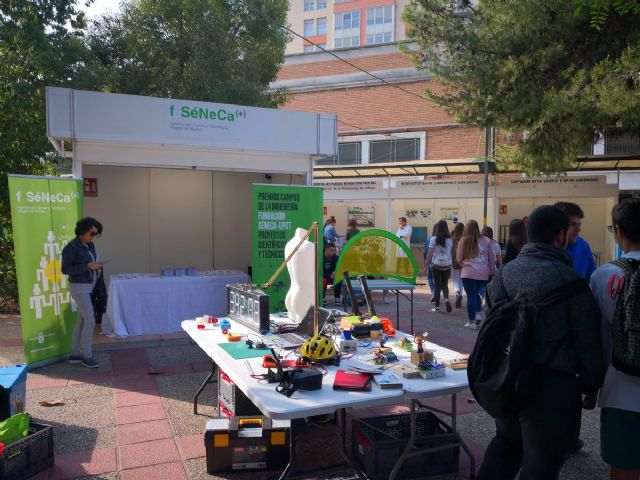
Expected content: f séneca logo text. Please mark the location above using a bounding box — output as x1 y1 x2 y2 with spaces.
169 104 246 123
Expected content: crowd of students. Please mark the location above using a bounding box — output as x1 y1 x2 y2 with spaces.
324 199 640 479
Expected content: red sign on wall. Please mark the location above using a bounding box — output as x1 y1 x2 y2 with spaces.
499 204 508 215
84 178 98 197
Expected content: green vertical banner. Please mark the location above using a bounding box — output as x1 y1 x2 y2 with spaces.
252 184 323 312
8 175 83 364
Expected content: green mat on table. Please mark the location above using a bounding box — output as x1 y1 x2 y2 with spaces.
218 342 269 360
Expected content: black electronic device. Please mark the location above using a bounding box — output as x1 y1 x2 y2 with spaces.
358 275 378 317
227 284 270 333
272 348 323 397
342 271 361 316
351 322 383 338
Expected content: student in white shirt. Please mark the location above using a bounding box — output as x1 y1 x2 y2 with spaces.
590 198 640 479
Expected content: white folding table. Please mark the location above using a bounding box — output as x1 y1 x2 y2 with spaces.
101 270 249 337
182 319 475 479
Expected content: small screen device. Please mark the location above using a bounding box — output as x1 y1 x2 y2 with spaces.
227 284 270 332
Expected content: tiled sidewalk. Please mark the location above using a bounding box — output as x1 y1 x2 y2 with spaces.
2 287 609 479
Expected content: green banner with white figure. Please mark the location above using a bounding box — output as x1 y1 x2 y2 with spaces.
8 175 83 364
252 184 323 313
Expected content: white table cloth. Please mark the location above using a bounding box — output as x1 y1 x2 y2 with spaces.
102 271 250 337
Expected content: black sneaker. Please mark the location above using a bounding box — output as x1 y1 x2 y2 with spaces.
455 295 463 308
430 296 436 303
445 300 452 313
81 358 100 369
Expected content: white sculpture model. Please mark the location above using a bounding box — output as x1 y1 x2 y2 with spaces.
284 227 315 324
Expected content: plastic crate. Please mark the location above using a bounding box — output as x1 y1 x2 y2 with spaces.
0 422 54 480
351 412 459 480
217 369 261 417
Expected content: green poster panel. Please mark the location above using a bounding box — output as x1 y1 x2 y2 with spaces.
252 184 323 312
8 175 83 364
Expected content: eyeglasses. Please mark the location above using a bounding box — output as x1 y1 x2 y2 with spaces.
607 225 614 233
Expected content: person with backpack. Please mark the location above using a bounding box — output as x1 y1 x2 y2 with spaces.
456 220 495 329
423 220 454 312
472 205 605 480
590 198 640 480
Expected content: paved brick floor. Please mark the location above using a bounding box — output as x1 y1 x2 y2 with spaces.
0 286 609 479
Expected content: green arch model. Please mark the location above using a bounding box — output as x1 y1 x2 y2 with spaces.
334 229 418 284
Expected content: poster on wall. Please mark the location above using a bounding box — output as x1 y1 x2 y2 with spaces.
8 175 83 364
252 185 323 312
347 206 375 227
405 209 432 220
440 207 460 223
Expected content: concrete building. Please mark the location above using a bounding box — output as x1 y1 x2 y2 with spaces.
285 0 411 55
276 1 639 268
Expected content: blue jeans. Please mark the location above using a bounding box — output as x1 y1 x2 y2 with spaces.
425 262 435 292
70 291 95 359
461 278 486 322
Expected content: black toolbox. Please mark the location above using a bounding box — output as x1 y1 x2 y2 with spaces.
204 416 290 473
0 421 54 480
217 369 261 417
351 412 459 480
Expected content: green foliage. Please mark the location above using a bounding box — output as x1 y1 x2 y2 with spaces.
79 0 290 106
403 0 640 173
0 0 88 311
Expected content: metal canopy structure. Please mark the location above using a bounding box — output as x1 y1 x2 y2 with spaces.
314 159 496 179
573 155 640 171
314 156 640 179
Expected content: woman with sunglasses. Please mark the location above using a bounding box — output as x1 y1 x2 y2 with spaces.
61 217 104 368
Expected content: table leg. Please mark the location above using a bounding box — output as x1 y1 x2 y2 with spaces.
395 290 400 330
410 290 414 334
338 409 369 480
276 431 297 480
193 360 216 415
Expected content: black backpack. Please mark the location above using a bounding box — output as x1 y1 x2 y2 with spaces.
467 270 589 419
611 258 640 376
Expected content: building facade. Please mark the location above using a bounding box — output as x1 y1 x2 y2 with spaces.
276 1 638 267
285 0 411 55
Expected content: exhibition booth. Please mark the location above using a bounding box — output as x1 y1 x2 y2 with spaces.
45 87 337 335
316 172 620 268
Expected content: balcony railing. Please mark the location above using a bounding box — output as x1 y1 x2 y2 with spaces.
584 132 640 156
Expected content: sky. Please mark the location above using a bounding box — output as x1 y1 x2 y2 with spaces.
82 0 123 19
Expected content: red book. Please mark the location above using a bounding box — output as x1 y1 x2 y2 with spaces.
333 370 372 391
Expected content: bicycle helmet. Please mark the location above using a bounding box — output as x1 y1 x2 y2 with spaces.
300 334 337 362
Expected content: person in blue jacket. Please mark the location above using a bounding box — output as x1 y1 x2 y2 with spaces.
554 202 596 282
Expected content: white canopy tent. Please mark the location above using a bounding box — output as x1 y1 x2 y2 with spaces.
46 88 337 277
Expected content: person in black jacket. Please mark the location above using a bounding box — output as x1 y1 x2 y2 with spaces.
322 244 342 306
477 205 605 480
61 217 104 368
503 218 527 265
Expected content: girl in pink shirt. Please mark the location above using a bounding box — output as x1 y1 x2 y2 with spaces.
456 220 496 329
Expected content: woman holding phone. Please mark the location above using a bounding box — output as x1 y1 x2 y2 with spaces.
61 217 104 368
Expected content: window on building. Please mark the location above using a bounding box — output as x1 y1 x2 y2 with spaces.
304 0 315 11
369 138 420 163
317 17 327 35
303 45 315 52
317 43 326 50
334 10 360 48
315 142 362 165
304 19 315 36
317 0 327 8
365 5 394 45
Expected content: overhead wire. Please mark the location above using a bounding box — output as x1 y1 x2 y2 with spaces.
236 0 486 166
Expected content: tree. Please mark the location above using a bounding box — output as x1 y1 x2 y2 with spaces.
403 0 640 172
80 0 290 107
0 0 89 311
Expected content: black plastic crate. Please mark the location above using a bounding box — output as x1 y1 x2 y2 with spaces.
351 412 459 480
0 422 54 480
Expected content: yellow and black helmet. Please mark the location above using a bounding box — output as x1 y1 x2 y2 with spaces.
300 335 337 362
